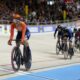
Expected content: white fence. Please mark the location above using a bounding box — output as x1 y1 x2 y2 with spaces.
0 20 80 36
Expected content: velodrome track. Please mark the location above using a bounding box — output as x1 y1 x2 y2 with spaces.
0 32 80 80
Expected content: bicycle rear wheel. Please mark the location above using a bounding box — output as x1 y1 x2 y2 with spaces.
11 47 21 71
23 46 32 71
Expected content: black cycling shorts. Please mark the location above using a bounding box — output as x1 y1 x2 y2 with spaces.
16 29 31 41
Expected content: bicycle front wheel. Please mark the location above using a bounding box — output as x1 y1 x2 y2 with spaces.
11 47 21 71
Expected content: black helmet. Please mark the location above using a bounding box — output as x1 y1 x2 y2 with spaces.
57 25 62 28
74 28 77 32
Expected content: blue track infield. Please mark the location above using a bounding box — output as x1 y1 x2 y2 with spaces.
5 64 80 80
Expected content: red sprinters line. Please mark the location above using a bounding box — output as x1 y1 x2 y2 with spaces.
0 64 11 66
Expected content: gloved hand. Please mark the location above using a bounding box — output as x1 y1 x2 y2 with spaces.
8 40 12 45
21 40 25 45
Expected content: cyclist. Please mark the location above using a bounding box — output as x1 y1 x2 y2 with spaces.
54 25 63 48
8 14 31 63
54 25 63 38
75 28 80 45
62 27 73 45
74 29 80 46
76 28 80 38
62 28 74 58
61 28 69 48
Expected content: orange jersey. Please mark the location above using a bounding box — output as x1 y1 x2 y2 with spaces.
10 21 26 42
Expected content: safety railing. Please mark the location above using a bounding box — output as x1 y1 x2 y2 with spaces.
0 19 80 36
0 19 80 27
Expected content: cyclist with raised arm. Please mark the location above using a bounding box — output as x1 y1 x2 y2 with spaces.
8 14 31 64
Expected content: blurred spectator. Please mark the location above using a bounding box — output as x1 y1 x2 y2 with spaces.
0 0 80 24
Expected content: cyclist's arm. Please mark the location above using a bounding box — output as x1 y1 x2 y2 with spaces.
10 24 15 40
54 28 58 37
21 23 26 42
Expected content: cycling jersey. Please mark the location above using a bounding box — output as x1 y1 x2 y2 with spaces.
10 21 29 42
54 27 63 37
61 28 71 40
62 31 69 39
67 28 73 40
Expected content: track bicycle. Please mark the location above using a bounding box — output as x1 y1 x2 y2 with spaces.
11 39 32 71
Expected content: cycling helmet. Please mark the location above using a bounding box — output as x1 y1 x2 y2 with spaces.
13 14 21 23
13 14 21 19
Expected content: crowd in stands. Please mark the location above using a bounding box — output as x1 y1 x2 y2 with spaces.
0 0 25 21
27 0 80 24
0 0 80 24
0 2 11 20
